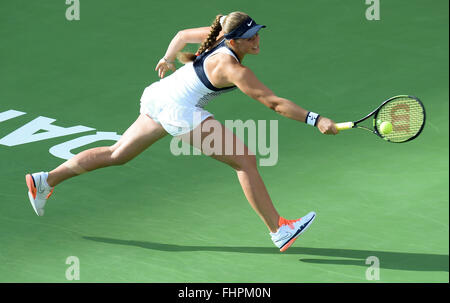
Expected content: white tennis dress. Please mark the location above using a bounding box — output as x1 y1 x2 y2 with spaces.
140 39 240 136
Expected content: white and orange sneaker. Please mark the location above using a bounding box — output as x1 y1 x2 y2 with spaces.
270 211 316 252
25 172 54 216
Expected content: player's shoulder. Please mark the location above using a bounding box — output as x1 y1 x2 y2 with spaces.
221 60 254 84
213 52 242 71
216 51 241 64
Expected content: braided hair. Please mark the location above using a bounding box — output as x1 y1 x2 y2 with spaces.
177 15 223 64
177 12 248 64
196 15 223 56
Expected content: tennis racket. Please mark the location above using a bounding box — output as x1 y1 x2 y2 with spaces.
335 95 426 143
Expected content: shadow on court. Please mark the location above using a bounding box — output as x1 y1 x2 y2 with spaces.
83 236 448 272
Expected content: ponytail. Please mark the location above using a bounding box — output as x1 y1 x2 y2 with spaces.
177 14 224 64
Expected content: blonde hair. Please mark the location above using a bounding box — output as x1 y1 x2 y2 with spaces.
177 12 249 64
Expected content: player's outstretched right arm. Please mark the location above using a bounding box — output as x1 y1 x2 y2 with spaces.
226 63 338 135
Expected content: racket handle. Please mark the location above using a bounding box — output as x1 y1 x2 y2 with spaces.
335 122 354 130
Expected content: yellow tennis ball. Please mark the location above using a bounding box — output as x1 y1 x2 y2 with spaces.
380 121 393 135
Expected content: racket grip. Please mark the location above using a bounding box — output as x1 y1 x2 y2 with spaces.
335 122 354 130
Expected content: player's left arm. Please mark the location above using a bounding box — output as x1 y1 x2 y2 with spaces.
162 27 211 61
155 27 218 78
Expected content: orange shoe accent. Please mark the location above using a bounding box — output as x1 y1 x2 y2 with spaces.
25 174 37 199
278 217 301 230
280 237 298 252
46 188 54 199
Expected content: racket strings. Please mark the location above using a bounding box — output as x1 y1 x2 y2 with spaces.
376 97 425 142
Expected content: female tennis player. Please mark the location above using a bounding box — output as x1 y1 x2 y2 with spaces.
26 11 338 252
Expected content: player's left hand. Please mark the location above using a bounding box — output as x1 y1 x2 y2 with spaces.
155 58 176 78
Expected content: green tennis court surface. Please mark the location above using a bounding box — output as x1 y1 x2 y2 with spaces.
0 0 448 283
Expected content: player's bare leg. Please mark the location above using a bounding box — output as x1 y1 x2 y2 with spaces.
26 114 167 216
46 114 167 187
178 117 281 233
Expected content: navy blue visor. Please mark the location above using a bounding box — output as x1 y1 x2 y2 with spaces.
224 17 266 40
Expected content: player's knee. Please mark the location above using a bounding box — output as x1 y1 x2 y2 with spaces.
110 154 128 166
109 147 130 166
231 154 257 172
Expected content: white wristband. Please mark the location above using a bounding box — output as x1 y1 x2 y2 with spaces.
306 112 320 127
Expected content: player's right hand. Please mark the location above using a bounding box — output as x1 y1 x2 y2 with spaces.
317 117 339 135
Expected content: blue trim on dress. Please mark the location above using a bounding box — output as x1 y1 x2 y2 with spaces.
193 39 240 92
